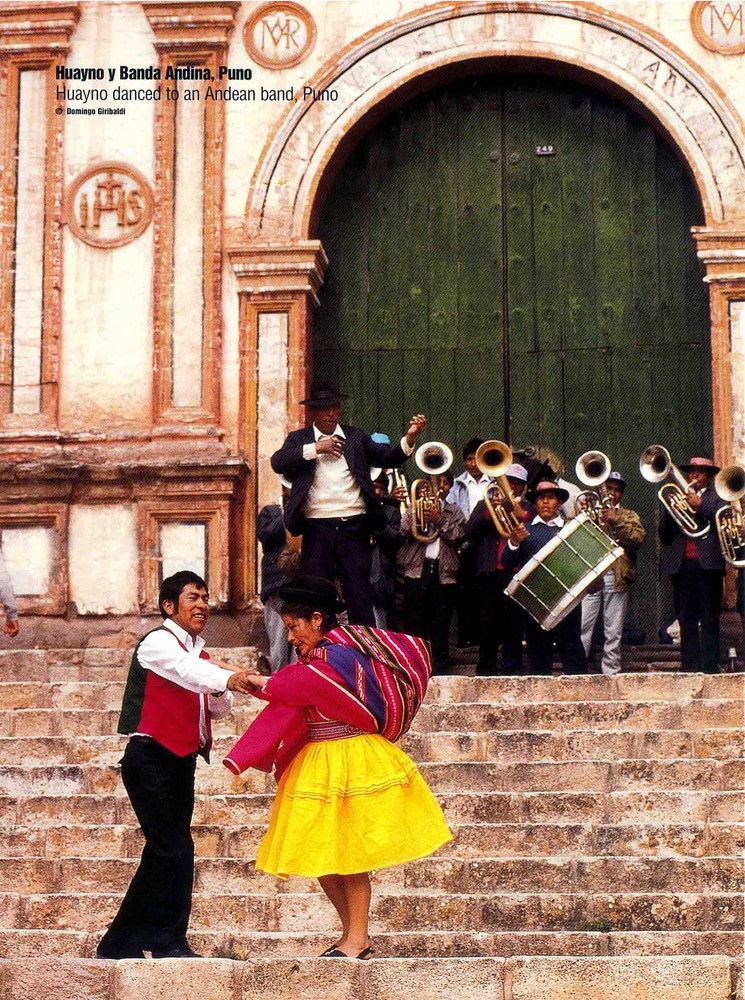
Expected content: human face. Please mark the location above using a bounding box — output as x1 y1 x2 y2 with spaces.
535 492 561 521
311 403 341 435
282 610 324 657
507 477 525 498
464 452 479 478
437 475 451 498
605 481 623 505
165 583 210 637
687 468 712 492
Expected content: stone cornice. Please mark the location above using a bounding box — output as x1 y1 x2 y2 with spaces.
142 1 240 50
693 226 745 282
0 2 80 54
227 241 328 303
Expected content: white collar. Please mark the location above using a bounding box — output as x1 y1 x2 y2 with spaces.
531 514 565 528
466 471 489 485
163 617 205 651
313 423 345 440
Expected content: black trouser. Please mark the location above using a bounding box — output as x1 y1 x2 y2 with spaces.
97 737 196 957
456 544 479 646
524 605 586 675
674 559 723 673
300 515 375 625
476 570 525 675
401 561 458 673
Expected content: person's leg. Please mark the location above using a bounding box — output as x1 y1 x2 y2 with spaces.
559 606 587 675
677 563 701 671
337 872 372 956
334 520 375 625
580 588 602 658
318 874 350 947
699 568 723 674
475 572 499 675
97 739 196 957
600 579 628 676
525 617 553 675
299 521 337 579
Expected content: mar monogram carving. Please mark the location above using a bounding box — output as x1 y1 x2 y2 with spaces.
244 2 316 69
64 162 154 249
691 1 745 54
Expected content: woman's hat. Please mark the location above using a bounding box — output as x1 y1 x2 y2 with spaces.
526 480 570 503
277 575 346 612
299 380 348 407
679 456 720 475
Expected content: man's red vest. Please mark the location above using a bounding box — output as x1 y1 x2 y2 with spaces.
118 627 213 759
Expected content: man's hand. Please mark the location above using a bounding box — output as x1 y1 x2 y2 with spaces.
423 505 441 524
601 505 618 525
226 671 263 694
405 414 427 447
391 485 408 504
316 436 344 458
509 524 529 547
3 619 18 638
686 490 703 510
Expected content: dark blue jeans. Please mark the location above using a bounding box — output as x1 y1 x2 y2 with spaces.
97 737 196 956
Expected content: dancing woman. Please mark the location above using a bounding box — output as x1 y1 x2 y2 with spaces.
224 575 452 959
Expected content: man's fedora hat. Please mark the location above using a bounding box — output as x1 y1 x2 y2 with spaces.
277 575 346 613
526 480 570 504
679 456 720 475
299 381 348 407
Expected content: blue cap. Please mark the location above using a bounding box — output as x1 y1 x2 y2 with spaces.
371 432 390 445
607 471 626 487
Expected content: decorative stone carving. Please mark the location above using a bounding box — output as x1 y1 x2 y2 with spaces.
244 2 316 69
64 162 153 249
691 1 745 55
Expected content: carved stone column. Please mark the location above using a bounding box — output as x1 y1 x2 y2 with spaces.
227 240 327 602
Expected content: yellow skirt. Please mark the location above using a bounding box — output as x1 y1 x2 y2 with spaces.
255 733 453 878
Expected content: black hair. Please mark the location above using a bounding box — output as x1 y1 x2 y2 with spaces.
280 601 337 633
462 437 484 459
440 469 454 487
159 571 207 619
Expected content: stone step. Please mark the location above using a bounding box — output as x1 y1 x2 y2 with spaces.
0 955 733 1000
0 821 741 860
3 788 743 831
0 757 741 798
5 890 742 934
2 854 741 896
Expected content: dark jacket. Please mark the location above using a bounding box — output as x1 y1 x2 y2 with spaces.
371 502 403 602
256 504 291 601
465 498 535 576
271 424 408 535
658 484 726 574
502 519 563 573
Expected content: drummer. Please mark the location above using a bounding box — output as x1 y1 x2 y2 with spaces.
504 481 587 676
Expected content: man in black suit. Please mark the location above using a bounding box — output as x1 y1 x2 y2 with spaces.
659 455 726 673
270 381 426 624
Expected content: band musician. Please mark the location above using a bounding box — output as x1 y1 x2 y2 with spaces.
270 380 426 625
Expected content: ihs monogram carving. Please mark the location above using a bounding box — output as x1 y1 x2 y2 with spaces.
64 162 154 249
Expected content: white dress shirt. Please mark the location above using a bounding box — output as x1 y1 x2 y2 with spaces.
466 473 490 516
136 618 233 746
508 513 565 549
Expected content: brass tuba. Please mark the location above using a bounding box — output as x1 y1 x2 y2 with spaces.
714 464 745 567
410 442 453 543
639 445 709 539
475 440 525 537
575 450 613 525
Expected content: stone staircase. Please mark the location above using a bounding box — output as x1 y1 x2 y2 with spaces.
0 647 741 999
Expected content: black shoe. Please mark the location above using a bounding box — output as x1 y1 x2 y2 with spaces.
151 947 203 959
96 947 145 960
658 628 673 645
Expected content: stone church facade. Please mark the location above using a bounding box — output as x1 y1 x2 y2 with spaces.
0 0 743 638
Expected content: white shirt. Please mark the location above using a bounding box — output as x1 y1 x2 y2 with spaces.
508 513 565 550
135 618 234 746
466 473 490 516
301 424 414 520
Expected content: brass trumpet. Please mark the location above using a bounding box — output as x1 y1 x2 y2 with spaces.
714 464 745 567
575 450 614 525
475 439 525 537
393 468 410 518
410 441 453 543
639 445 709 539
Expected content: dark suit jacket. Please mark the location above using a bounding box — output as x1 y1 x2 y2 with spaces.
270 424 408 535
658 484 726 574
502 519 562 573
465 498 535 576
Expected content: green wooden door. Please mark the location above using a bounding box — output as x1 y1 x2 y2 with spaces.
314 74 712 638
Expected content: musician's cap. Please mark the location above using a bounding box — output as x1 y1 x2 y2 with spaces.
527 480 570 503
679 456 720 474
278 575 346 613
505 463 528 483
300 380 348 407
371 432 390 444
607 471 627 488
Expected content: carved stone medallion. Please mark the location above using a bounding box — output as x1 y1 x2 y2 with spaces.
691 1 745 54
64 162 154 249
244 2 316 69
